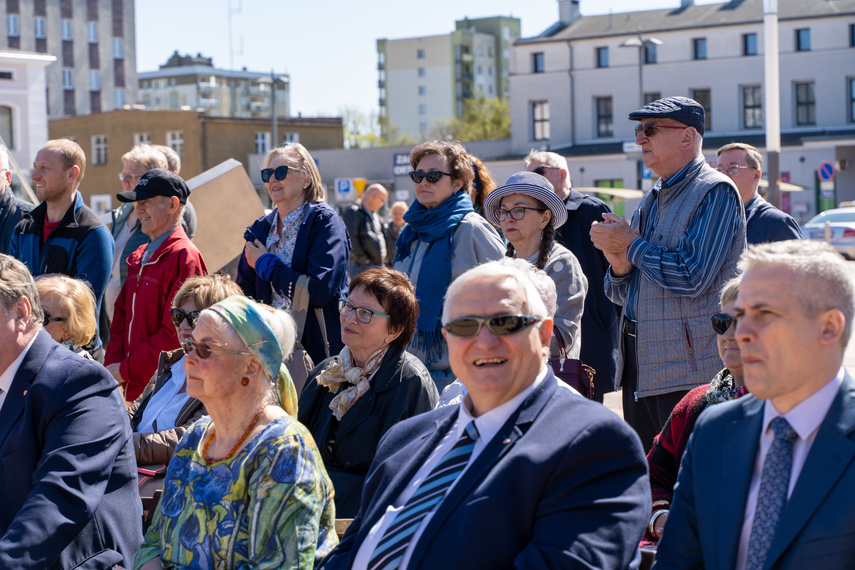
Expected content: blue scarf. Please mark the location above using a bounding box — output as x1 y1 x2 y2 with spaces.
394 191 474 365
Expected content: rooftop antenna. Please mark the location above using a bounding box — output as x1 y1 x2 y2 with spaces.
228 0 243 69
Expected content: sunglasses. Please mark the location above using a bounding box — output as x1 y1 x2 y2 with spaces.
338 299 390 324
260 165 295 183
711 313 736 335
171 308 201 328
182 339 252 359
444 314 540 338
532 166 560 176
634 123 690 138
409 170 452 184
43 311 66 327
494 206 546 222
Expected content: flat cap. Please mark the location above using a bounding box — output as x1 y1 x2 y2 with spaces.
628 96 705 136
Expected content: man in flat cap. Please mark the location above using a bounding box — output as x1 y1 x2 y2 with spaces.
105 169 207 402
590 96 746 450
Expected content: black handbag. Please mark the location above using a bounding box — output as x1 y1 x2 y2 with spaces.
548 330 595 399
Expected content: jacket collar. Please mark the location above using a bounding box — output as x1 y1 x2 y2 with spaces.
0 331 55 451
133 225 190 266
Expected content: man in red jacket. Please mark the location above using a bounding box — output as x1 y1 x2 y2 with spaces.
105 169 207 401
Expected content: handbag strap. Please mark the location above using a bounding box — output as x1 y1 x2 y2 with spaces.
293 274 331 359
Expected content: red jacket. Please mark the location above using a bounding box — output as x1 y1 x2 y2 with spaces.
105 226 207 400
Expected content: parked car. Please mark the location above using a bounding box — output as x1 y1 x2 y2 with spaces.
802 206 855 259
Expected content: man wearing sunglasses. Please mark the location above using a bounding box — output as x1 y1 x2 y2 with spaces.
525 150 620 404
105 170 208 402
321 260 649 570
590 96 746 450
342 183 388 277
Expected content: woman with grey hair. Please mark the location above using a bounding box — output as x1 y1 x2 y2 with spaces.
134 296 337 569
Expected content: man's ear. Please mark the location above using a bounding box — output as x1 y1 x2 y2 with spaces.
539 318 553 348
818 309 845 347
13 296 32 332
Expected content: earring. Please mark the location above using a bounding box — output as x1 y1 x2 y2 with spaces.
241 377 250 387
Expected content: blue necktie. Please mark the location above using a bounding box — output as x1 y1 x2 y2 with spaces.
368 421 480 570
746 416 798 570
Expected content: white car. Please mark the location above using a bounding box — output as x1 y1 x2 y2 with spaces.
802 207 855 259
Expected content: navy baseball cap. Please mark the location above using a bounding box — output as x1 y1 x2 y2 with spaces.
628 96 705 136
116 169 190 204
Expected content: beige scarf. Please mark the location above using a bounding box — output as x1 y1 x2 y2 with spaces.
316 345 389 420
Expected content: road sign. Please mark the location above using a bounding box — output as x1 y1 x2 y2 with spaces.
818 161 836 182
353 178 367 197
622 141 642 154
335 178 354 201
393 153 410 177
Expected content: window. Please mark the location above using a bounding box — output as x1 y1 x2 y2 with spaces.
417 49 425 59
644 45 657 64
87 22 98 43
91 135 107 165
795 81 816 125
596 47 609 68
166 131 184 158
89 70 100 91
283 132 299 143
644 92 661 105
488 66 493 76
418 67 425 78
476 47 483 57
114 88 125 108
61 19 72 40
34 17 46 39
850 78 855 123
851 24 855 47
693 38 707 60
488 47 493 57
596 96 613 138
477 65 482 75
796 28 811 51
113 38 123 59
89 194 112 216
418 104 427 115
743 85 763 129
691 89 712 131
0 106 13 149
532 101 550 141
255 131 271 155
743 33 758 56
6 14 19 37
532 52 544 73
134 133 150 146
418 85 426 96
0 72 9 80
62 68 74 90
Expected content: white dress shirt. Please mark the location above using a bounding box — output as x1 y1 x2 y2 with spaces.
352 366 549 570
735 367 844 569
136 354 190 433
0 335 37 412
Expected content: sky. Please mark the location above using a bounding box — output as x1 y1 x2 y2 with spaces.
136 0 721 118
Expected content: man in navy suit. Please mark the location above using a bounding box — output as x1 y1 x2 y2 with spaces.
656 240 855 569
0 254 142 569
321 260 650 569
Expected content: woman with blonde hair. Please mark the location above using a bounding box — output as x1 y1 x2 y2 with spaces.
36 275 97 357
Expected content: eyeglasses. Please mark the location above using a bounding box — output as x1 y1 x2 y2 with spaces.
118 172 143 184
170 308 201 328
409 170 452 184
338 299 390 324
494 206 546 222
715 164 752 176
182 339 252 359
43 312 66 327
444 314 540 337
634 123 690 138
711 313 736 335
532 166 560 176
261 165 298 183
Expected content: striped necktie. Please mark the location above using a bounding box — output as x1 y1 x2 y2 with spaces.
368 421 480 570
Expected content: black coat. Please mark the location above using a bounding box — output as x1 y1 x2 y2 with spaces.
298 345 438 517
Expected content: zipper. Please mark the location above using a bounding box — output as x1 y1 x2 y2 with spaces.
684 322 697 371
127 257 154 351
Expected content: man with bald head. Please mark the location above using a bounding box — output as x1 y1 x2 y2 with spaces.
344 183 388 277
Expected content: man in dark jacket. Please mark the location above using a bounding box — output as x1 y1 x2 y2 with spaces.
0 145 32 254
343 183 387 277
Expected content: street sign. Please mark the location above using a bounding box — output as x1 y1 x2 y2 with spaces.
335 178 354 201
622 141 642 153
818 161 836 182
393 153 410 177
353 178 367 197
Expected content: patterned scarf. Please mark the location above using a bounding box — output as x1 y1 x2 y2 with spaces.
702 368 748 405
394 191 473 365
315 345 389 420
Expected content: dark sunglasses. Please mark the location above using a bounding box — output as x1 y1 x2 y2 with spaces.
444 314 540 338
171 308 201 328
532 166 560 176
182 339 252 359
634 123 690 138
43 311 66 327
409 170 452 184
260 165 291 183
711 313 736 335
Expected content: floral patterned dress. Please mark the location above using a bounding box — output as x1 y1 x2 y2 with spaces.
133 415 337 569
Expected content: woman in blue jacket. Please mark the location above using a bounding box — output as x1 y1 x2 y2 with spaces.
237 143 349 366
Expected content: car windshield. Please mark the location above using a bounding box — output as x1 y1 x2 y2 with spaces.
805 211 855 225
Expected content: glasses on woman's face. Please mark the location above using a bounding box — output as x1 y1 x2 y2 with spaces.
711 313 736 335
43 312 66 328
118 172 143 184
261 165 300 183
170 308 201 328
444 314 540 337
409 170 452 184
494 206 546 222
338 299 390 324
182 339 252 359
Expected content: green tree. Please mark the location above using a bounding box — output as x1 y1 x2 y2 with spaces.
429 93 510 142
340 107 416 148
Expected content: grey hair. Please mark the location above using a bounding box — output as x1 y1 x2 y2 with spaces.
738 240 855 348
719 275 741 307
442 259 549 325
0 254 43 327
524 150 567 171
152 144 181 173
0 145 9 170
122 145 168 171
495 257 557 317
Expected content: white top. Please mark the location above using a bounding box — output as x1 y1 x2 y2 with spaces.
0 335 38 412
352 366 548 570
735 367 844 570
137 354 190 433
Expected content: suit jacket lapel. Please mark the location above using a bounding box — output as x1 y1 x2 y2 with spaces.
764 373 855 568
0 332 52 451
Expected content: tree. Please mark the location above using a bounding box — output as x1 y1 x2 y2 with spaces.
340 107 416 148
429 93 510 142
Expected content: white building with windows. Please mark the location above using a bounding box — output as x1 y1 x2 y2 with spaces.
510 0 855 222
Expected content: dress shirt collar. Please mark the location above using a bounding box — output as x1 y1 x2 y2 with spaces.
761 366 844 441
661 159 696 190
458 364 548 445
0 334 38 410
